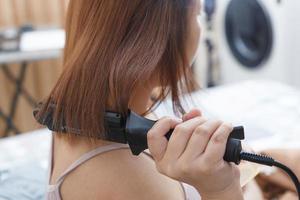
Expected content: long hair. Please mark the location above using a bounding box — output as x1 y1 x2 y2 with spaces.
36 0 199 140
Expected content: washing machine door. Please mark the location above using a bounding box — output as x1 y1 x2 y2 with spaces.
225 0 273 68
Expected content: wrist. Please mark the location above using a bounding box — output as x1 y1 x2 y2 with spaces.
198 181 243 200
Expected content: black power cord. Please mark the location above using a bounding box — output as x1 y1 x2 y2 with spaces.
239 151 300 200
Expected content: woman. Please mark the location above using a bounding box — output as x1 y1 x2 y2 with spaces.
36 0 243 199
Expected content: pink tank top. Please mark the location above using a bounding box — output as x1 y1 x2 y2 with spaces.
46 135 201 200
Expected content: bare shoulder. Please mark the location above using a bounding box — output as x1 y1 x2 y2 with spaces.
60 148 185 200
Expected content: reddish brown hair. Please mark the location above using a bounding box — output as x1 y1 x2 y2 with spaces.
36 0 199 139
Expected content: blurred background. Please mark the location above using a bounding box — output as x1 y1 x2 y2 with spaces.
0 0 68 137
195 0 300 88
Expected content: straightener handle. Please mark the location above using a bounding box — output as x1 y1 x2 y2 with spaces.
125 110 244 164
165 126 245 140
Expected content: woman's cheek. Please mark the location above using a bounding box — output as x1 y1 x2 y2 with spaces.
189 20 201 66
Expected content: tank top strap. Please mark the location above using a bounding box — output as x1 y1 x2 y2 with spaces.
55 142 130 185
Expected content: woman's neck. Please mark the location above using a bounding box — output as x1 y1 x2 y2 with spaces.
128 83 154 115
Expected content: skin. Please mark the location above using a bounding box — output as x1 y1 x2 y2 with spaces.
258 149 300 199
50 1 243 199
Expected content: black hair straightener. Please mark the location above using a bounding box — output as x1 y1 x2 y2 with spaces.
33 104 244 163
33 104 300 198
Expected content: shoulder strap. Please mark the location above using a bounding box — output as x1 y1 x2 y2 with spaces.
55 143 129 185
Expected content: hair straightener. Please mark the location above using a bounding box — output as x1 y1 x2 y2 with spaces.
33 103 300 199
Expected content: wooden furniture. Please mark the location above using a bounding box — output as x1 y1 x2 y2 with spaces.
0 0 68 137
0 29 64 136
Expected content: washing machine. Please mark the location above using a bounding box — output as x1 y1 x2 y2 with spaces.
194 0 300 88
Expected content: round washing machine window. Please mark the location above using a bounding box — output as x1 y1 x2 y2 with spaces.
225 0 273 68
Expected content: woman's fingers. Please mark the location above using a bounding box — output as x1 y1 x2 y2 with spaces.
148 108 202 162
147 117 182 161
163 116 206 161
181 120 222 160
202 122 233 164
182 109 202 121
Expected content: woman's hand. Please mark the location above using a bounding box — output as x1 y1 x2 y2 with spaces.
147 109 243 200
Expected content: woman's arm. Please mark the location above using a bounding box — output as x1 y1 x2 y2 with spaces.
200 180 243 200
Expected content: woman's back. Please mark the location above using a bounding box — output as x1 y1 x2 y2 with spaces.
47 134 200 200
